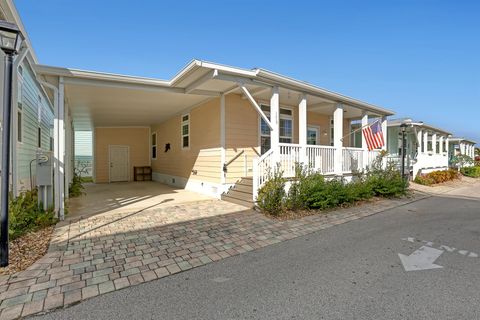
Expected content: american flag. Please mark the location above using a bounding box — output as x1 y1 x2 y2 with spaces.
362 120 385 151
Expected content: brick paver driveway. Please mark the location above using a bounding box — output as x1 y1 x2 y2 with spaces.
0 195 422 319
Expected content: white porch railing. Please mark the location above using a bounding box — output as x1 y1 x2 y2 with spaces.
342 147 364 173
306 145 336 174
252 148 274 199
253 144 383 199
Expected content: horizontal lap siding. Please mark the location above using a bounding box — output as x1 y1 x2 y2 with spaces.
224 94 353 183
16 63 54 192
94 127 150 183
151 98 221 184
225 94 259 183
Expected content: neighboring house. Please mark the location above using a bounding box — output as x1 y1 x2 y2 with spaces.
387 118 451 178
448 137 476 167
0 0 55 196
36 60 393 210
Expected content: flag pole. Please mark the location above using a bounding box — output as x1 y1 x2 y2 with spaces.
340 119 380 142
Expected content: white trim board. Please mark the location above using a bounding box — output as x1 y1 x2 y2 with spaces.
152 172 224 199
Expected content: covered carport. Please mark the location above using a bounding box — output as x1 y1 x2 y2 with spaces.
34 60 264 219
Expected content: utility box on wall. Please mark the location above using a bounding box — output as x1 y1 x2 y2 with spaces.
36 151 53 210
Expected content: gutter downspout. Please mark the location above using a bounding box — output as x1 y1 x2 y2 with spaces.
11 46 29 197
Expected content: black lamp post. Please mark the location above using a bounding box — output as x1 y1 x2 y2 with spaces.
400 123 408 181
0 20 23 267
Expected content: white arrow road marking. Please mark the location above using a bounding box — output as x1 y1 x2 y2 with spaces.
398 246 444 271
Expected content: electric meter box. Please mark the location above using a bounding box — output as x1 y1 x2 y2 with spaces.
36 151 53 186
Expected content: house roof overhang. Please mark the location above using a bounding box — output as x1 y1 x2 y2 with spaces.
449 137 477 145
388 118 452 136
35 59 395 130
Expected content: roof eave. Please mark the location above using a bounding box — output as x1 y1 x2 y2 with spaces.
256 69 394 116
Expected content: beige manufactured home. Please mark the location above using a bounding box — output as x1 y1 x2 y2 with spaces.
36 60 394 213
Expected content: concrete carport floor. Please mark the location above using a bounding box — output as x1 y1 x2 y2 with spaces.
66 181 213 220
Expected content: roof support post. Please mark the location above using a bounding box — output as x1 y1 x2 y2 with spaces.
381 116 388 151
270 87 280 165
361 111 369 169
439 136 444 154
333 103 344 175
423 131 428 155
298 94 307 165
54 77 65 220
445 136 449 157
220 94 226 185
432 133 437 155
417 129 423 155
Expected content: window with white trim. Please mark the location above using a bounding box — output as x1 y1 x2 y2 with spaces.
259 105 293 154
151 132 157 159
181 114 190 148
427 133 433 152
307 126 319 145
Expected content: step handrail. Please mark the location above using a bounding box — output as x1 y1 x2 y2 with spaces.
224 149 245 168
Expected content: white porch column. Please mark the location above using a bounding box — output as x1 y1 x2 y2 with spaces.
445 137 449 156
270 87 280 164
432 133 437 154
361 111 369 168
298 94 307 165
333 103 344 175
220 94 226 184
417 129 423 155
55 77 65 220
439 136 444 154
423 131 428 154
381 116 387 150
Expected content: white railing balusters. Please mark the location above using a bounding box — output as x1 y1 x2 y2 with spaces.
253 145 384 201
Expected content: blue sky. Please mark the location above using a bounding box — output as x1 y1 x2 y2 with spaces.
15 0 480 144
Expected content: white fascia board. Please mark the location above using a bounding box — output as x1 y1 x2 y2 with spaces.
4 0 39 63
35 65 171 87
170 60 258 87
185 69 218 93
450 137 476 144
388 119 451 136
256 69 395 116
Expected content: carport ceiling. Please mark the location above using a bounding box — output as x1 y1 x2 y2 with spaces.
66 83 210 130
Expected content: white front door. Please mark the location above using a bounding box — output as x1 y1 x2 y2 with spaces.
109 145 129 182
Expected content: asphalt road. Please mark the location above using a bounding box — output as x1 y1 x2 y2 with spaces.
35 189 480 320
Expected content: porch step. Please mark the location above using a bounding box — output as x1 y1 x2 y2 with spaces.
221 177 254 208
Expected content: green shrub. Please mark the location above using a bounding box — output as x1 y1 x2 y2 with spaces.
414 169 460 186
460 166 480 178
69 173 85 198
364 153 408 198
414 175 434 186
257 151 409 216
8 189 57 239
256 165 286 215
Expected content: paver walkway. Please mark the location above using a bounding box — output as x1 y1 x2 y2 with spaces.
0 195 425 319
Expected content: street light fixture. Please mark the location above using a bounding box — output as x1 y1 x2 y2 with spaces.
400 123 408 181
0 20 23 267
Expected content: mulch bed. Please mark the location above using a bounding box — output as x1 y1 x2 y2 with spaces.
264 197 381 221
0 226 55 275
263 192 416 221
